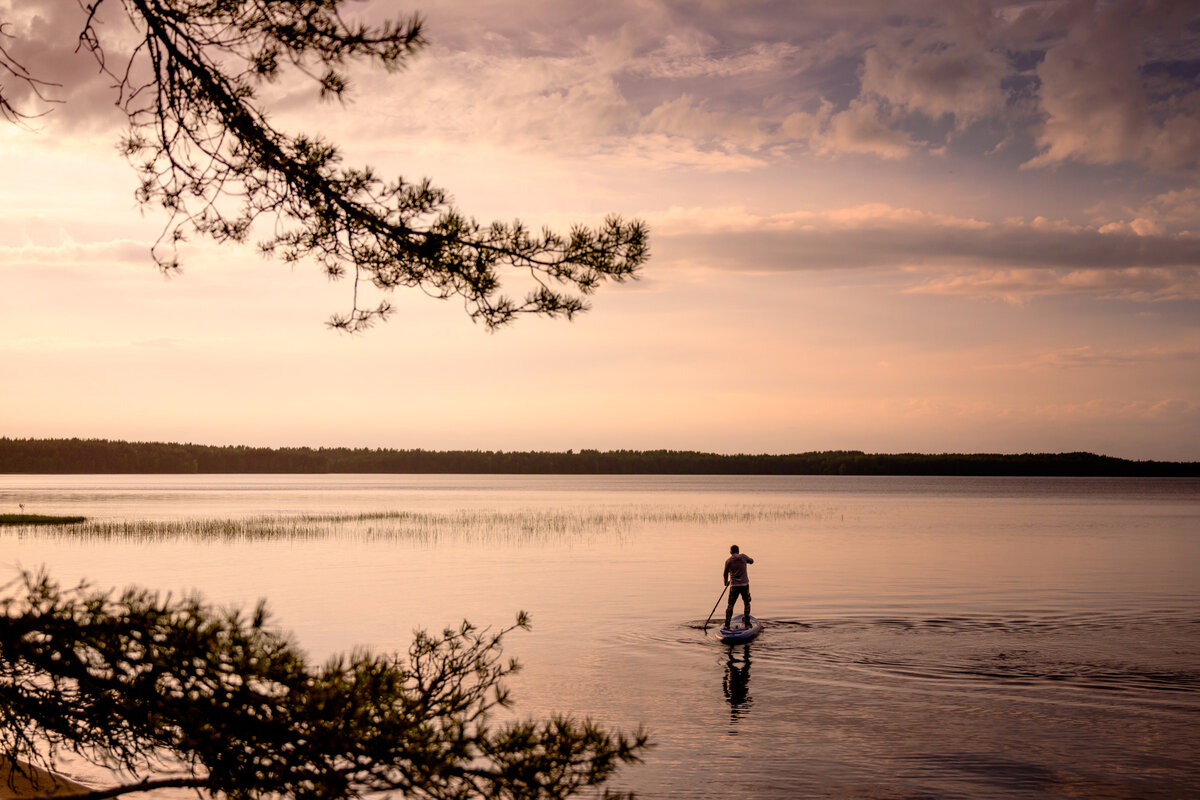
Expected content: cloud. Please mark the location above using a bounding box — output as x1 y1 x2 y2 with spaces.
1050 398 1198 424
317 4 923 162
629 38 800 80
1016 343 1200 369
1017 398 1199 424
654 202 1200 300
779 98 918 160
0 238 150 265
0 0 135 130
816 99 917 160
1024 0 1200 171
308 40 634 150
619 2 1200 170
302 33 776 171
858 5 1010 128
868 395 1200 433
908 267 1200 302
606 133 767 172
640 93 770 149
7 0 1200 176
1116 186 1200 235
658 202 1200 265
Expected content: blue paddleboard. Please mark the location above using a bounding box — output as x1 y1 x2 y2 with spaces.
719 614 762 643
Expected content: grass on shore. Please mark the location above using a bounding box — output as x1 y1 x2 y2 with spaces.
0 514 87 526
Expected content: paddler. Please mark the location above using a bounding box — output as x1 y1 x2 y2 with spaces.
723 544 754 628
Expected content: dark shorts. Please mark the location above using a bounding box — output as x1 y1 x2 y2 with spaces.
728 584 751 605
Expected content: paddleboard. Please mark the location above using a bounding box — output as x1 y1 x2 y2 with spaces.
719 614 762 643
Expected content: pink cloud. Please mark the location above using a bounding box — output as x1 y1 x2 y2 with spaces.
905 266 1200 303
858 4 1009 128
1017 343 1200 369
1025 0 1200 171
653 202 1200 302
0 0 133 131
780 99 916 160
0 239 150 265
640 93 770 149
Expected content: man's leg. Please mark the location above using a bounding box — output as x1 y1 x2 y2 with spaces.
743 587 752 623
728 586 748 627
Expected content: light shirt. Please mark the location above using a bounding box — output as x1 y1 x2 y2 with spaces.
724 553 754 586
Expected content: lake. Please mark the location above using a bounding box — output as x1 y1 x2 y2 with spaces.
2 474 1198 799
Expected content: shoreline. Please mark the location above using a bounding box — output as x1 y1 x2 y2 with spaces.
2 438 1198 477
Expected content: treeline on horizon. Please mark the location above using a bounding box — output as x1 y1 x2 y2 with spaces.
1 438 1197 477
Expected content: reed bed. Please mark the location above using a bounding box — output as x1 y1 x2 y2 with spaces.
7 505 825 544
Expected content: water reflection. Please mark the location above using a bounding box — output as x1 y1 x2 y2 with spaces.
722 645 752 722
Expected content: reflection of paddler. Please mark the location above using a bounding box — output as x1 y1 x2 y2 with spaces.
722 647 752 718
0 760 91 799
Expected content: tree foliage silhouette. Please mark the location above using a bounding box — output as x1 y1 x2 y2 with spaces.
0 571 648 800
5 438 1194 477
0 1 647 330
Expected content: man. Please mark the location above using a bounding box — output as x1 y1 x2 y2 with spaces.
723 544 754 628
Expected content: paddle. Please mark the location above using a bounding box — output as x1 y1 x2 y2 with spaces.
703 584 729 632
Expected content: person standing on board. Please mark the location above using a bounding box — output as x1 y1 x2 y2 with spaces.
723 544 754 628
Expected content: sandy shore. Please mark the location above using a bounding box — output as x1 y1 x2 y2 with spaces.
0 761 91 800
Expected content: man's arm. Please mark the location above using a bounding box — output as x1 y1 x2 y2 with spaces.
745 556 754 564
722 560 730 585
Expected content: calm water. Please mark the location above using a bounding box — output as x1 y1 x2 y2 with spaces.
2 474 1199 799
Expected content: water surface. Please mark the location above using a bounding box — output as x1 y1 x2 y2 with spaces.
2 475 1198 798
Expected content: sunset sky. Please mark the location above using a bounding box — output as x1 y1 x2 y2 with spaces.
2 0 1198 461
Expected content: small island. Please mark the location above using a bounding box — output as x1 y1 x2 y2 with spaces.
0 515 87 526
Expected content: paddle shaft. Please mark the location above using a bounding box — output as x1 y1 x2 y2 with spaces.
703 584 729 631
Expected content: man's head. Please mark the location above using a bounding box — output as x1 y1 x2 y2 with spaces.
730 544 739 554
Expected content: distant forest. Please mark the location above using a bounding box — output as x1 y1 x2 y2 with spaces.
1 438 1197 477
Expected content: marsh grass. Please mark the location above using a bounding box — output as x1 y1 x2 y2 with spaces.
0 514 87 526
7 505 823 544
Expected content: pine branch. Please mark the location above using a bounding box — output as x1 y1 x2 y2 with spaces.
67 0 649 330
29 776 212 800
1 571 649 800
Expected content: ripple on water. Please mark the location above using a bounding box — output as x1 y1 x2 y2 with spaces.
641 610 1200 715
606 609 1200 799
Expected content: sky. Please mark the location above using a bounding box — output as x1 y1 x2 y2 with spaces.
1 0 1199 461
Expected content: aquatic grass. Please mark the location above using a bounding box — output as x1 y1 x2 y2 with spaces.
0 514 87 526
5 504 826 544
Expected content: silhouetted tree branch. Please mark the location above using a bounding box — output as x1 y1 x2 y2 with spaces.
0 570 648 800
1 1 648 330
